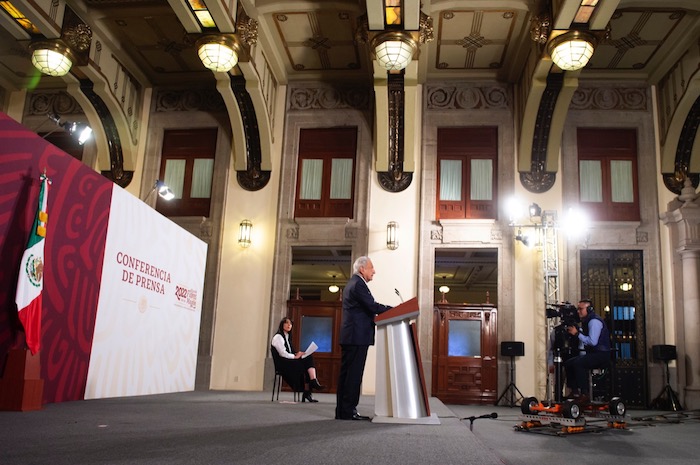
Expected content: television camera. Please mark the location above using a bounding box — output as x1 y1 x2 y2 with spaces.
546 302 579 327
546 302 580 359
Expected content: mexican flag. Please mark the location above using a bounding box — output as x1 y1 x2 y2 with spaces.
15 174 50 355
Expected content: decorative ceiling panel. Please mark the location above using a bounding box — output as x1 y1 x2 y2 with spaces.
273 11 363 72
589 9 687 70
436 10 520 70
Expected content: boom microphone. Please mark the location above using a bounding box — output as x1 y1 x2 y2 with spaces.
394 288 404 303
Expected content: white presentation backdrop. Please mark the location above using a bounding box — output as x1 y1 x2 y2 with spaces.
84 186 207 399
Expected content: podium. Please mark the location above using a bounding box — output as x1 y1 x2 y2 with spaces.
373 297 440 424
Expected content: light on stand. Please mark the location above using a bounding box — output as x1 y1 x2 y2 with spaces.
42 112 93 145
143 180 175 202
157 182 175 200
238 219 252 248
515 228 532 248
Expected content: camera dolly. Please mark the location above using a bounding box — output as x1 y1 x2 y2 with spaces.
515 396 627 435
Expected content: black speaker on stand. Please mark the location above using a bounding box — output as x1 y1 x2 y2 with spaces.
650 344 683 411
495 342 525 407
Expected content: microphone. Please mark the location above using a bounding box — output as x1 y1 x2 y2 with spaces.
394 288 404 303
462 412 498 430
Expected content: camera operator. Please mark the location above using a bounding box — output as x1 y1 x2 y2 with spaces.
548 303 580 401
564 299 611 402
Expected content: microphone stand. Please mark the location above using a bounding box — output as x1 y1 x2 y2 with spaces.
461 412 498 431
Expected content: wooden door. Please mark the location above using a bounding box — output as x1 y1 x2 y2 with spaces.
287 300 342 393
432 304 498 404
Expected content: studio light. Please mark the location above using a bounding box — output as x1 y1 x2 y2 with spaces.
386 221 399 250
371 31 417 71
515 228 532 247
157 182 175 200
238 219 252 248
29 40 74 76
197 35 240 72
42 113 93 145
547 30 596 71
142 180 175 203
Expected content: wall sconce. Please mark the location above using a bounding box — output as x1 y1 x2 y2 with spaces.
371 31 418 71
328 275 340 294
41 112 93 145
196 35 241 72
528 203 542 220
547 30 597 71
238 219 252 248
29 40 75 76
386 221 399 250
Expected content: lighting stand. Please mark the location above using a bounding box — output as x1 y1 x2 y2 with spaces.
651 360 683 411
495 354 524 407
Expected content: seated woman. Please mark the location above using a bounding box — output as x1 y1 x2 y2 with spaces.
271 317 324 402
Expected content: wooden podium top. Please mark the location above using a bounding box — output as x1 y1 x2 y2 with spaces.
375 297 419 325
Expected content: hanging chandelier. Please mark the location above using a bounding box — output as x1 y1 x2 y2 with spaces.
547 30 597 71
29 40 75 77
371 31 418 71
196 35 241 72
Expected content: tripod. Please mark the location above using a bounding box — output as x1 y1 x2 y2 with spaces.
651 359 683 411
495 355 525 407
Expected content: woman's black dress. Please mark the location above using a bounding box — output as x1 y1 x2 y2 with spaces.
271 334 315 392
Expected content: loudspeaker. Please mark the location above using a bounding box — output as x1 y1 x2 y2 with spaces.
501 341 524 357
652 344 677 361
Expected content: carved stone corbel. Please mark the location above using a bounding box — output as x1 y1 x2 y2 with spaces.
378 72 412 192
230 75 270 191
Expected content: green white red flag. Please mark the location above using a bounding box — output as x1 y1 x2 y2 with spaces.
15 173 50 355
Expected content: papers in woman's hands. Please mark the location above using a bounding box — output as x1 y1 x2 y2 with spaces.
302 341 318 358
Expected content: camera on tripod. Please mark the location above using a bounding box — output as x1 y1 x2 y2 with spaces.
547 302 580 358
546 302 579 327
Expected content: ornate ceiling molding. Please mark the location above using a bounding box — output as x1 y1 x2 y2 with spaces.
288 85 371 111
425 85 510 110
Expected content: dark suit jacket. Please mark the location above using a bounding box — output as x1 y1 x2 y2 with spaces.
339 274 391 346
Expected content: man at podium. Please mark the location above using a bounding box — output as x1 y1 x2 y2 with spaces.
335 256 391 421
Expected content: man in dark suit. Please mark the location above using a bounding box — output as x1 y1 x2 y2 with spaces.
335 256 391 421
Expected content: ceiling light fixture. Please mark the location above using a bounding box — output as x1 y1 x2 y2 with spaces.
371 31 417 71
328 275 340 294
547 30 597 71
29 40 75 76
196 35 240 72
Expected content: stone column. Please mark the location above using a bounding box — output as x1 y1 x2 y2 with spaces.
679 248 700 397
662 178 700 409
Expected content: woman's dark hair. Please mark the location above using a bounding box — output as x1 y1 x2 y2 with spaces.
276 317 292 335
